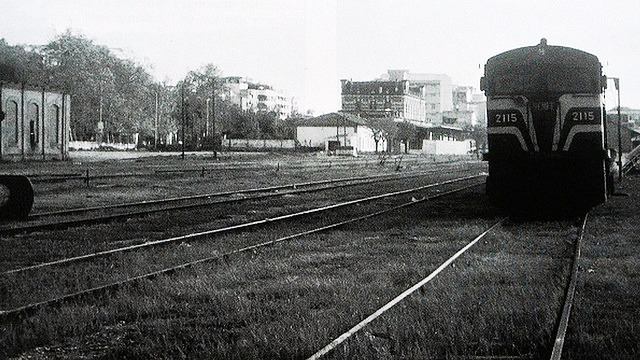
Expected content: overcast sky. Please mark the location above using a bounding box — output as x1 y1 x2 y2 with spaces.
2 0 639 114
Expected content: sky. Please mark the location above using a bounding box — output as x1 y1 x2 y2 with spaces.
1 0 639 114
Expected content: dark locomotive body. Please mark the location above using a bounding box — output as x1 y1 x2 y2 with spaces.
481 40 613 215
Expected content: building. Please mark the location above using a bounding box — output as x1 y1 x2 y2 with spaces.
607 107 640 129
340 79 426 122
221 77 251 111
382 70 453 123
296 112 386 153
0 82 70 161
416 124 475 155
337 70 484 155
221 76 294 119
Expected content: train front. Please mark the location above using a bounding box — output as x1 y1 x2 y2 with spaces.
481 39 611 215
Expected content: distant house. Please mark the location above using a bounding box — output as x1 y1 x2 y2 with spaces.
295 112 386 154
606 117 640 153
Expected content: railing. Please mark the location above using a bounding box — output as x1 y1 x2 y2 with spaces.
622 144 640 175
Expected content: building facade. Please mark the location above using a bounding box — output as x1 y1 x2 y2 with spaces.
221 76 294 119
0 82 70 161
607 107 640 129
382 70 453 123
340 79 426 122
336 70 485 155
296 112 386 153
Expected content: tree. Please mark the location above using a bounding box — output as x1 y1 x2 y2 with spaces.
38 31 162 142
365 117 391 153
40 32 106 140
463 122 487 157
396 121 417 154
179 64 222 149
0 39 47 85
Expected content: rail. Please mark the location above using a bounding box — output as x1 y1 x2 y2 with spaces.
0 179 484 324
550 213 588 359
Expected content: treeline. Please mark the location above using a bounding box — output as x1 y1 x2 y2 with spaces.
0 31 297 148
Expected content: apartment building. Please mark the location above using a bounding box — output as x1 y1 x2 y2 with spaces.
382 70 453 123
221 76 294 119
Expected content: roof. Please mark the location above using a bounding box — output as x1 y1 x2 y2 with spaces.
485 39 601 75
402 120 465 132
483 39 603 96
297 112 369 127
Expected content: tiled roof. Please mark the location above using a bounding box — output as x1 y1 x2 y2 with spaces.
297 112 369 127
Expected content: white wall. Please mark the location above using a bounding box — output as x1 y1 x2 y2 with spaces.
226 139 295 149
422 139 473 155
296 125 385 152
297 126 353 148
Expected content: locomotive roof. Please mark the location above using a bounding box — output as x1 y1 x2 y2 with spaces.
485 39 601 75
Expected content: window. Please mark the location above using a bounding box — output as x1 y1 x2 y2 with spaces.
7 101 19 143
51 104 60 145
29 103 39 148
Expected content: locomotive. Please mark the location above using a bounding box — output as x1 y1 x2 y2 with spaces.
480 39 613 215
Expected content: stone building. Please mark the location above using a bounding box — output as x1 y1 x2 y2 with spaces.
0 82 70 161
340 79 426 122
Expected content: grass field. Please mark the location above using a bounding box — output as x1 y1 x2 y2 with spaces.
1 151 638 359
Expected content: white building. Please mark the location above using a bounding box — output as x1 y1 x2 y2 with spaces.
221 76 294 119
382 70 453 124
296 112 386 153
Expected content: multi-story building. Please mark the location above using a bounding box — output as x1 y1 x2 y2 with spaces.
336 71 486 155
221 76 294 119
340 79 426 122
607 107 640 129
221 77 250 111
382 70 453 124
439 85 486 128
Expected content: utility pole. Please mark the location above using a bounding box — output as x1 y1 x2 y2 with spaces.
212 81 217 159
206 98 210 138
613 78 622 181
181 84 185 160
154 90 159 151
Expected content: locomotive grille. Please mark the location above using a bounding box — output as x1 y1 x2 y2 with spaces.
530 101 558 153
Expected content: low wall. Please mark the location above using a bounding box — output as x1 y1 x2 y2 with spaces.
226 139 296 150
421 140 472 155
70 141 137 151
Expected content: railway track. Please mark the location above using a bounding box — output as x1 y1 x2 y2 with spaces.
26 157 474 184
0 169 476 236
0 167 595 358
550 213 588 359
307 218 508 360
307 213 590 359
0 175 484 325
